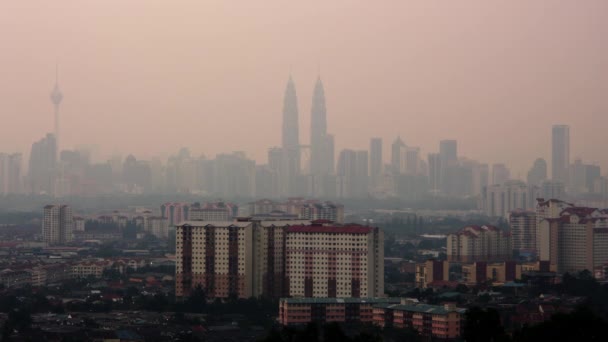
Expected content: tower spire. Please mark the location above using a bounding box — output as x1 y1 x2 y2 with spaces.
50 65 63 161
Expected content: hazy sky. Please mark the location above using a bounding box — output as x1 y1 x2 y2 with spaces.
1 1 607 177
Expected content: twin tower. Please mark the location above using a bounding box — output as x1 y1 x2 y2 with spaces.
281 76 334 183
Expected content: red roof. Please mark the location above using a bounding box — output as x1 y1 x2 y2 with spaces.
286 225 373 234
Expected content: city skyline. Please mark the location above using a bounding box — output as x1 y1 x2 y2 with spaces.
1 1 607 177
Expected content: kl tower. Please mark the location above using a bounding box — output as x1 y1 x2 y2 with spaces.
50 66 63 161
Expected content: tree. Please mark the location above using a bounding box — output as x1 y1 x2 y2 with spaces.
464 307 509 342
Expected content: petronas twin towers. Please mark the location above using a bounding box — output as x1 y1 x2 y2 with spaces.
280 76 334 196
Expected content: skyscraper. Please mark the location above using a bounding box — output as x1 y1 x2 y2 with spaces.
50 67 63 161
369 138 382 187
281 76 300 194
282 76 299 152
427 153 441 194
390 136 406 174
0 153 22 195
439 140 457 167
527 158 548 186
552 125 570 183
43 204 73 245
28 133 57 195
310 77 331 176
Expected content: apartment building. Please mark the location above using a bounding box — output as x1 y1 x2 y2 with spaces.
373 300 465 339
279 297 400 326
43 204 73 245
509 210 537 254
175 221 254 298
285 223 384 298
446 225 512 263
461 261 521 286
415 260 449 288
537 206 608 274
176 219 384 299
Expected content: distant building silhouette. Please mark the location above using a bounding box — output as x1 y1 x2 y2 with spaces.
28 133 57 195
552 125 570 183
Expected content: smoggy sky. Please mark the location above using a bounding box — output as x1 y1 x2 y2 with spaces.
1 1 607 177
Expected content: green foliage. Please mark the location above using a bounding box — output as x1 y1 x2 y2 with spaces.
464 307 509 342
514 307 608 341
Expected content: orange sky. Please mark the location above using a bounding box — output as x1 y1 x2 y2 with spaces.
1 1 607 177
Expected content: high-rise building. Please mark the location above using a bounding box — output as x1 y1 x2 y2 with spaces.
281 76 300 195
28 133 57 195
0 153 22 195
336 149 357 198
415 260 449 288
427 153 441 194
161 202 190 226
176 220 383 299
482 180 538 218
42 204 73 245
552 125 570 183
446 225 512 263
527 158 548 186
390 137 406 174
175 221 254 298
509 210 537 254
540 180 565 200
439 140 458 194
370 138 382 187
472 163 489 197
50 67 63 161
491 163 511 185
537 204 608 274
285 222 384 298
405 147 420 175
310 77 330 176
439 140 457 167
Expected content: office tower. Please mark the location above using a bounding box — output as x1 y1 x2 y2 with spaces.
527 158 547 186
439 140 458 194
325 134 335 175
213 152 256 198
284 222 384 298
369 138 382 187
42 204 73 245
405 147 420 175
310 77 330 175
50 67 63 161
28 133 57 195
122 155 152 193
439 140 457 166
336 149 357 198
491 163 511 185
281 76 300 194
446 225 512 262
427 153 441 194
175 221 254 298
509 210 537 254
268 147 288 197
0 153 22 195
584 164 601 194
390 137 406 174
552 125 570 183
472 163 489 196
537 204 608 274
540 180 565 200
355 150 369 197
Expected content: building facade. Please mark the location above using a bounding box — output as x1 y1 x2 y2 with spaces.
43 204 73 245
447 225 512 263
